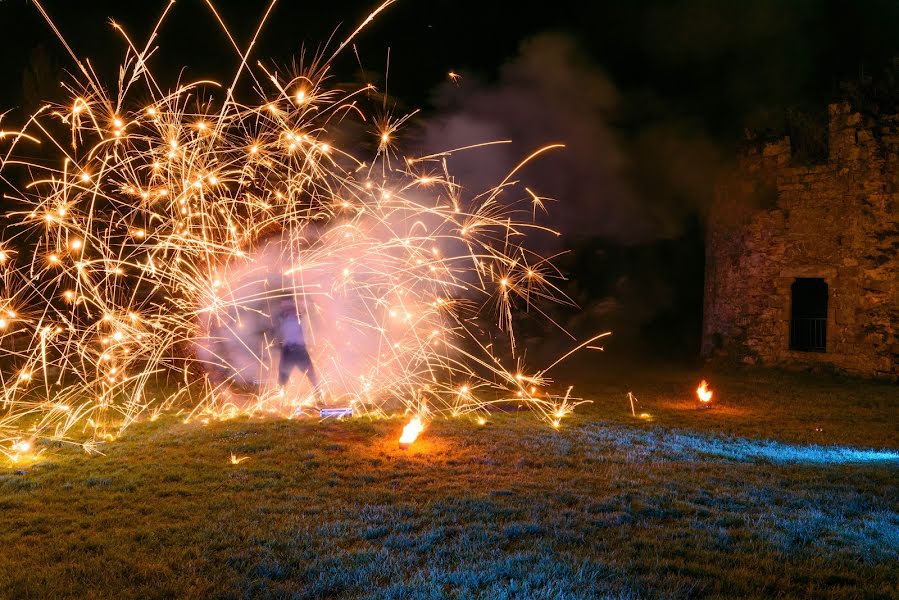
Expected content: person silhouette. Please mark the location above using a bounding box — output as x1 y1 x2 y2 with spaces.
276 300 320 396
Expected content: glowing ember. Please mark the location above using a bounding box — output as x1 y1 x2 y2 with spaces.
697 380 713 404
229 453 249 465
399 416 425 448
11 440 31 454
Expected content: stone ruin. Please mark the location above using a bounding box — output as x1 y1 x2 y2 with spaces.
703 103 898 379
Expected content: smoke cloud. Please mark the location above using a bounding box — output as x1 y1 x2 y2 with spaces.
423 32 722 246
419 32 720 361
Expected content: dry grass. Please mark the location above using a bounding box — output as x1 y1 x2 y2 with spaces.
0 365 896 599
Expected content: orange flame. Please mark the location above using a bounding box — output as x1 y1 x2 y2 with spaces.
399 415 425 447
696 380 713 403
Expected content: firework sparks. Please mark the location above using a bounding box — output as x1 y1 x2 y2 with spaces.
229 453 250 465
627 391 638 417
0 1 606 459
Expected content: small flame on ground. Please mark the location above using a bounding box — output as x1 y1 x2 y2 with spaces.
229 453 249 465
697 380 713 403
5 438 42 465
399 415 425 447
11 440 31 454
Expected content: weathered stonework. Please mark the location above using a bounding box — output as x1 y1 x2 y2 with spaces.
703 103 899 379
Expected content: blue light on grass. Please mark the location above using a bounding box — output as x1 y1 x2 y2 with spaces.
579 425 899 465
687 436 899 464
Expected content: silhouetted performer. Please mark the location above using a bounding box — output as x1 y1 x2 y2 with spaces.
276 301 319 391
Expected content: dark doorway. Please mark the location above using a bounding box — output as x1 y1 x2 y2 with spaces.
790 278 828 352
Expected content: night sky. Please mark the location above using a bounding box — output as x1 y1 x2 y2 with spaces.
2 0 898 361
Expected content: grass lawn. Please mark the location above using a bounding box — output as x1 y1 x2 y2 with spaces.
0 364 896 599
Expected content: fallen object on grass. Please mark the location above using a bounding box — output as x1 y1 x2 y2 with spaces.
320 407 354 418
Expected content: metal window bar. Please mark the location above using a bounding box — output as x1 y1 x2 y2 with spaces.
790 317 827 352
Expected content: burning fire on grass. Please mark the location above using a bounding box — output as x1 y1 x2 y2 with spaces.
399 415 425 448
696 380 713 406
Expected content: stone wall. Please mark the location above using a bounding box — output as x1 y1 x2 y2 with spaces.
703 103 899 379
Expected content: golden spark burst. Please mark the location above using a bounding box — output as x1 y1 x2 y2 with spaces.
0 1 608 460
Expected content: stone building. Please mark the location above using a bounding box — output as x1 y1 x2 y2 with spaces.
702 103 898 379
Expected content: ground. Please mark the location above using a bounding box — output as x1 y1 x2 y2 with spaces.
0 365 897 599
